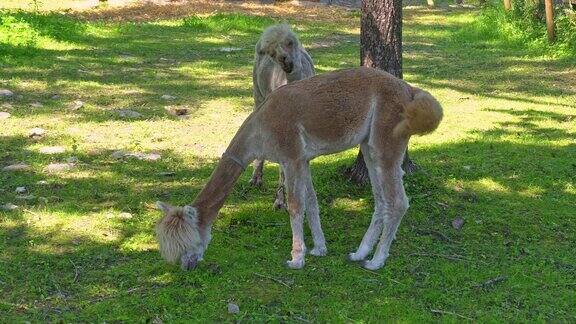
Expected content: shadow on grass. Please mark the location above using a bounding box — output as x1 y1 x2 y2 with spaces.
2 105 576 321
1 5 575 322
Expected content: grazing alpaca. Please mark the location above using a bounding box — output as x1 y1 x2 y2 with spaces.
250 23 315 210
156 67 443 271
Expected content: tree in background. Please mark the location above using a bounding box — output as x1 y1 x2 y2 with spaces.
345 0 417 184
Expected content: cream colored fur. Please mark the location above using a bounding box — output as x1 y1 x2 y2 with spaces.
155 202 202 265
250 24 315 209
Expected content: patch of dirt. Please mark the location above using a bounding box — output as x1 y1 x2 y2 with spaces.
74 0 357 25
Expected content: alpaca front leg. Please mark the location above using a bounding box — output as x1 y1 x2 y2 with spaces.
250 159 265 186
286 209 306 269
283 163 307 269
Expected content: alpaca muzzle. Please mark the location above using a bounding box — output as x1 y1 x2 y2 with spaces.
180 251 201 270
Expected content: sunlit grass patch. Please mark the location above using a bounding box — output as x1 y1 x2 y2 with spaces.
0 4 575 323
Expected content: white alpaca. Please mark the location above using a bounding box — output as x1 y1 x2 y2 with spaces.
250 24 315 209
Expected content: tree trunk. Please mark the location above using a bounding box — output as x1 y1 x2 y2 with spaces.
545 0 556 42
345 0 417 184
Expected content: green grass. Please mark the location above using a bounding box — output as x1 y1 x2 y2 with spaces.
1 3 575 322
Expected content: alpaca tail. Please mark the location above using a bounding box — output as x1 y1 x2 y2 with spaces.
393 89 443 138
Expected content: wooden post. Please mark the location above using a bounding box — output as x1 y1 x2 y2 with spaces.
545 0 556 42
503 0 512 10
427 0 435 7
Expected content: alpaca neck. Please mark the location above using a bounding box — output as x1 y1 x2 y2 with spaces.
192 115 259 229
286 66 304 83
192 157 245 227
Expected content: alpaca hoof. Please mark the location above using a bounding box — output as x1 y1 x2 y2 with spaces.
347 252 366 262
273 199 286 211
361 260 383 271
310 246 327 256
249 175 263 187
180 252 200 271
285 259 304 269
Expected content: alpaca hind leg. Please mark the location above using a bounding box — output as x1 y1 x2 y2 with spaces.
362 164 408 270
348 143 385 261
304 168 327 256
273 169 287 210
250 159 264 186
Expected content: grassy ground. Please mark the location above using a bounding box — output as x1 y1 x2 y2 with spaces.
1 1 575 322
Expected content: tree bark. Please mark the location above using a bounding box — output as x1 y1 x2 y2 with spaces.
545 0 556 42
345 0 417 184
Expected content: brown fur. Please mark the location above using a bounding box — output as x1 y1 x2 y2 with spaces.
156 67 444 270
393 90 443 138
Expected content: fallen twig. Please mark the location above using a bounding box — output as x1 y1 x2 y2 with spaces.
475 275 507 288
293 315 312 323
431 308 473 321
416 229 451 242
69 259 80 283
410 252 471 262
253 272 291 288
358 267 403 285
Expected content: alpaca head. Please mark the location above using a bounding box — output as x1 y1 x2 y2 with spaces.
155 201 206 270
258 23 303 74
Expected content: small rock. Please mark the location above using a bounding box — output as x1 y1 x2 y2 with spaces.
39 146 66 154
36 180 49 185
0 89 14 97
0 203 18 211
165 105 189 117
51 94 61 100
0 112 10 119
116 109 142 119
66 156 79 163
15 194 36 201
1 103 13 109
452 217 465 230
158 171 176 176
69 100 84 111
161 94 176 100
3 163 31 171
118 212 133 220
219 47 242 52
30 102 44 108
126 152 161 161
45 162 74 173
150 316 163 324
29 127 46 138
227 303 240 314
15 186 27 194
111 150 126 159
463 165 471 170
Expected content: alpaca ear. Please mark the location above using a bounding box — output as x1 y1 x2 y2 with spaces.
183 205 198 221
156 201 171 214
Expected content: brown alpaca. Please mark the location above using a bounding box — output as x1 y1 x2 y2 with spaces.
156 67 443 271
